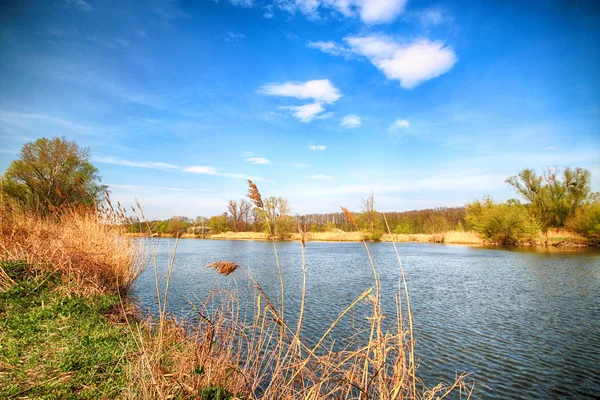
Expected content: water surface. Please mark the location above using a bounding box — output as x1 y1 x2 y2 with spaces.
133 239 600 399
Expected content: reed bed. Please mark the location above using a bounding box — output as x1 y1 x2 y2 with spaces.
0 202 144 296
126 182 471 399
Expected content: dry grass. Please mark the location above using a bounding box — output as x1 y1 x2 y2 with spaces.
210 231 270 240
291 231 365 242
381 234 433 243
544 228 585 240
0 204 144 295
440 231 483 245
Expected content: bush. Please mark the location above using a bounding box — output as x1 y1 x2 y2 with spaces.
466 198 539 245
566 202 600 239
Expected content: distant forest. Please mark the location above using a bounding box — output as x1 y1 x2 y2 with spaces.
123 167 600 244
125 205 467 237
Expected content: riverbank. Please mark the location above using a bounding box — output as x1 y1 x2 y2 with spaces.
124 229 595 247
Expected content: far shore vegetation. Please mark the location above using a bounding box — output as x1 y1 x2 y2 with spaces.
120 170 600 247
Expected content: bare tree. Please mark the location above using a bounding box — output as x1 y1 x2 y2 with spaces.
239 199 252 231
227 199 241 232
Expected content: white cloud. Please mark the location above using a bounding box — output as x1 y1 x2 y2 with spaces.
357 0 407 24
341 114 361 128
93 156 179 171
68 0 92 12
260 79 341 104
183 166 219 175
227 0 254 7
312 174 334 179
221 31 246 42
260 79 341 123
309 145 326 151
419 8 445 26
280 103 332 123
345 35 457 88
95 157 264 180
391 118 410 129
273 0 407 24
246 157 271 164
307 41 351 57
264 4 274 18
544 146 556 151
241 151 255 157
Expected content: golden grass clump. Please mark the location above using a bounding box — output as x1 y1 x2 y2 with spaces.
206 261 240 276
0 202 144 295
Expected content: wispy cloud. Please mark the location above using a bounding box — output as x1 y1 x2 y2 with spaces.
94 156 264 180
264 4 274 18
241 151 255 157
312 174 334 179
220 31 246 42
227 0 254 8
246 157 271 164
544 146 556 151
345 35 457 89
94 156 179 171
108 183 188 192
260 79 341 103
68 0 93 12
341 114 361 128
279 103 332 123
272 0 407 24
307 41 352 57
389 118 410 136
391 118 410 129
183 166 219 174
309 145 326 151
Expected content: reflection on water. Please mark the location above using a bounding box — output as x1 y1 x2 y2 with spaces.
133 239 600 399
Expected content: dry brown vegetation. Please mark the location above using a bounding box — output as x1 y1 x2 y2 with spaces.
0 203 144 295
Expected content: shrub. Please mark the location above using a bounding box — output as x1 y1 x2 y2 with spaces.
466 198 539 245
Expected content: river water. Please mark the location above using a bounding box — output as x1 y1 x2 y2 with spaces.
133 239 600 399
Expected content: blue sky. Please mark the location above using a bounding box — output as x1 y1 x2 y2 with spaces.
1 0 599 219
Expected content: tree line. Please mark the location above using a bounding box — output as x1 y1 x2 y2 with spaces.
3 137 598 245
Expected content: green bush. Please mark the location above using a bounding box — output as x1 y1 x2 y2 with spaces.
466 198 539 245
566 202 600 238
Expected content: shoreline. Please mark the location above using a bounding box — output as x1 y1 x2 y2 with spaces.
122 230 596 247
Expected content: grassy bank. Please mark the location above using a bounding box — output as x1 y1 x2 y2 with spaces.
0 261 137 398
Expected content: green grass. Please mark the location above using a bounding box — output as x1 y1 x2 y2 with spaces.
0 261 136 399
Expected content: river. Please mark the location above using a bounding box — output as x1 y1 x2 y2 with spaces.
133 239 600 399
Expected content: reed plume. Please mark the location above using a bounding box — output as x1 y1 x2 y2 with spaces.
206 261 240 276
341 206 358 228
247 180 263 209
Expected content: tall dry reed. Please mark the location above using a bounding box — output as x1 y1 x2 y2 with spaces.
0 199 144 295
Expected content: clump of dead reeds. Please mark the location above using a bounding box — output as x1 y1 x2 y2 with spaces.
0 198 144 295
206 261 240 276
